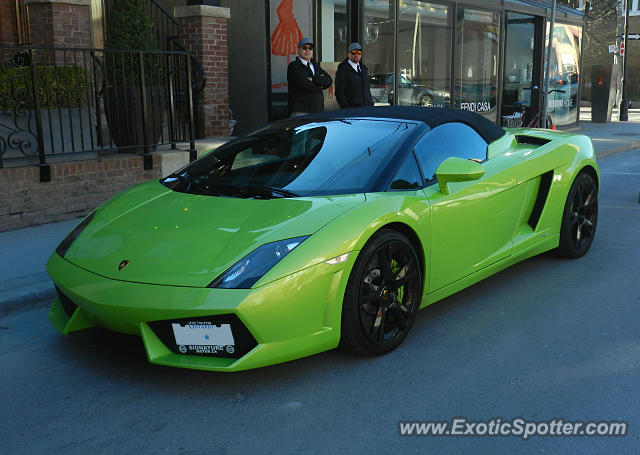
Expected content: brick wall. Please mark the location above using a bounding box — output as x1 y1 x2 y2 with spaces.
0 155 161 232
25 0 91 48
176 6 230 138
0 0 18 46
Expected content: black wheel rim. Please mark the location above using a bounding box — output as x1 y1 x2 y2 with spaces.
569 178 597 251
420 96 433 107
358 240 420 347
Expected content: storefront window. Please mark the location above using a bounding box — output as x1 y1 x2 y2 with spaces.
502 13 536 120
546 23 581 126
454 8 500 121
397 1 451 108
364 0 395 106
319 0 347 110
269 0 314 119
319 0 347 62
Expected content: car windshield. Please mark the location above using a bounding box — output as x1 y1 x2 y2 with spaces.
162 119 413 198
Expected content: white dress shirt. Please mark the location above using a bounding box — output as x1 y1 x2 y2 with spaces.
298 57 315 76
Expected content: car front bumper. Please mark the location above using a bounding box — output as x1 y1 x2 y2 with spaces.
46 252 356 371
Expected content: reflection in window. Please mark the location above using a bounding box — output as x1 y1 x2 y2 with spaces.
414 123 487 183
502 13 536 118
178 119 413 196
546 23 581 126
364 0 395 105
390 153 423 190
454 8 500 121
397 1 451 108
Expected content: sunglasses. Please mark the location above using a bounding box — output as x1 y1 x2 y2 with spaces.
301 45 314 51
350 50 362 55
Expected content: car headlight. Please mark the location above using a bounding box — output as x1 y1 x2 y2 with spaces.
56 211 96 258
208 236 309 289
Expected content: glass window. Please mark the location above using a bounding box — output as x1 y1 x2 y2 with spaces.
397 1 451 108
454 8 500 121
546 23 581 126
414 122 487 183
164 119 416 197
319 0 347 63
269 0 314 119
364 0 395 106
502 13 536 119
390 153 423 190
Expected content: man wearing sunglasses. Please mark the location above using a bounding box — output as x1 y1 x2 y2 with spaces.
335 42 373 109
287 38 333 116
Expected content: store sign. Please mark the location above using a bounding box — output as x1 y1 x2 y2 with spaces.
460 101 493 112
321 61 340 111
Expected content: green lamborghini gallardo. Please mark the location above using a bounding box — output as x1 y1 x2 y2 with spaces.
47 107 599 371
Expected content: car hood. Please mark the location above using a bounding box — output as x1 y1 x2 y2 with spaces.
64 181 365 287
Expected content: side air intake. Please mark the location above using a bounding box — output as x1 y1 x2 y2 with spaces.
528 171 554 229
515 135 551 146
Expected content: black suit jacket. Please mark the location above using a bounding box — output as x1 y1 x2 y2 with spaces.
335 59 374 109
287 57 332 114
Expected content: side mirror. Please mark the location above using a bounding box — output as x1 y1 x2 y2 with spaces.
435 157 485 195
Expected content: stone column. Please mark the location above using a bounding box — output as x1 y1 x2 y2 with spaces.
24 0 91 48
174 5 230 138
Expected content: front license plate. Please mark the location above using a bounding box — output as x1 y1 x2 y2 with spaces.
172 322 234 348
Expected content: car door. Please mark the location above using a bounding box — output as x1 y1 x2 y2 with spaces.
416 123 530 291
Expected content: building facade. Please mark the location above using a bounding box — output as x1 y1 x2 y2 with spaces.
229 0 585 134
0 0 589 136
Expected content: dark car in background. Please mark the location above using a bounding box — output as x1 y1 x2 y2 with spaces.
369 73 450 107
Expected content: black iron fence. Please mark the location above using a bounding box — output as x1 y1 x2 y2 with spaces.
0 46 197 181
144 0 179 52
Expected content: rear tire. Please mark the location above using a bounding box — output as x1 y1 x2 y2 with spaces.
557 172 598 258
340 230 423 355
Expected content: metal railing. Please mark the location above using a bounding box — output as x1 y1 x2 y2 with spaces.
0 46 196 181
144 0 179 52
140 0 207 136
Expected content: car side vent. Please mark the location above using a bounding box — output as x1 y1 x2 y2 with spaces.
528 171 554 229
515 135 551 146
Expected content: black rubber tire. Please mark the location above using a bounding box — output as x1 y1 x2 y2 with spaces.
556 172 598 258
339 229 423 355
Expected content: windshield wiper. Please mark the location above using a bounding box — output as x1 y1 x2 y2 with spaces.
164 174 208 195
229 183 299 199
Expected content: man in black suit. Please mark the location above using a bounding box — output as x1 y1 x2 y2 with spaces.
335 42 374 109
287 38 333 116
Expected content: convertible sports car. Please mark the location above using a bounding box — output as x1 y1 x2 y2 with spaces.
47 107 599 371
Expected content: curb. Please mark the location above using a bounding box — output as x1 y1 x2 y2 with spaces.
0 272 54 318
594 141 640 159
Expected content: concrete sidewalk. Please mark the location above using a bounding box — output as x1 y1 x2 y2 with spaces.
2 114 639 318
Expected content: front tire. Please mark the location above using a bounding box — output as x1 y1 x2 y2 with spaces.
557 172 598 258
340 230 423 355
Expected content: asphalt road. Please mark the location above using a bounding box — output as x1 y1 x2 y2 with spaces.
1 151 639 454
